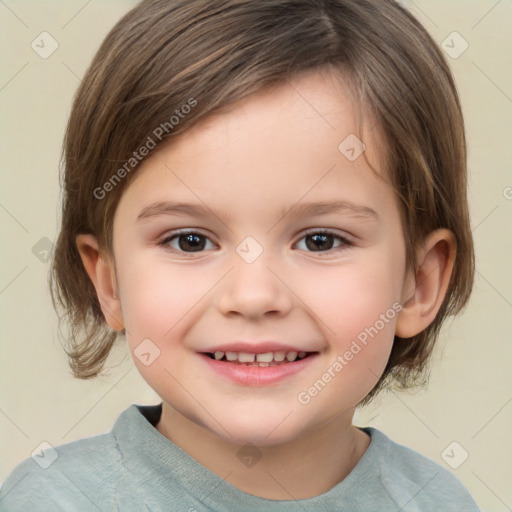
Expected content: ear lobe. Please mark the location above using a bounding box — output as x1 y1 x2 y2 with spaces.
75 234 124 331
395 229 456 339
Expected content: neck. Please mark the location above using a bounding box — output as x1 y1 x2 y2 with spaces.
156 402 370 500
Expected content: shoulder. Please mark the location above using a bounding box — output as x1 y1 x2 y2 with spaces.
366 428 481 511
0 432 120 511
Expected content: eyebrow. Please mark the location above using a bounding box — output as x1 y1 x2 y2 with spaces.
136 200 378 223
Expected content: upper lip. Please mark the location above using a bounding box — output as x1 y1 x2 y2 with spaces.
200 342 316 354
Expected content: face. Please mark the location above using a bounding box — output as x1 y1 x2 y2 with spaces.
111 69 408 446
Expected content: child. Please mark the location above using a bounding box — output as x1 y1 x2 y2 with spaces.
0 0 481 510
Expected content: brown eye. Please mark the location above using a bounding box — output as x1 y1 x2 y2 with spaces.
176 233 206 252
305 233 335 251
295 230 351 254
161 231 215 254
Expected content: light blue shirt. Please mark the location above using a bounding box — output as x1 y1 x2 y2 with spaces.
0 403 481 511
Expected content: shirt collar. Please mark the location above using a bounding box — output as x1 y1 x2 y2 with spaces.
112 403 382 510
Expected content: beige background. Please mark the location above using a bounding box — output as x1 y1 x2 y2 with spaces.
0 1 511 510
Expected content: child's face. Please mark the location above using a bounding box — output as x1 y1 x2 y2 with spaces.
112 69 409 445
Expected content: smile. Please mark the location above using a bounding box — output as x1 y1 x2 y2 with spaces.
199 351 318 386
204 350 310 365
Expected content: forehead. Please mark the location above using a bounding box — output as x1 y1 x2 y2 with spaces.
116 68 394 227
166 68 373 164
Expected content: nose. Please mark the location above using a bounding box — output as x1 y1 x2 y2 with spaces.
216 254 293 320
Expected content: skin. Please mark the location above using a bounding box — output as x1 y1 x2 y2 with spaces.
77 68 455 500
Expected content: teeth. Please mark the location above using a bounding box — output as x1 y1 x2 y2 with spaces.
225 351 238 361
256 352 274 363
238 352 255 363
210 350 308 363
286 351 298 362
273 351 286 361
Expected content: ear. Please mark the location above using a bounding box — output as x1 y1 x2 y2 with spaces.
395 229 456 339
75 234 124 331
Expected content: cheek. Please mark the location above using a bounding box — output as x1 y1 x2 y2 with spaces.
292 258 400 399
118 259 209 341
297 256 402 340
117 261 207 403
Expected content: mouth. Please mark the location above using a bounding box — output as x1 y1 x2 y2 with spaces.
202 350 314 366
199 343 320 386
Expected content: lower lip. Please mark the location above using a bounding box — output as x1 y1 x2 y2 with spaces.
199 353 317 386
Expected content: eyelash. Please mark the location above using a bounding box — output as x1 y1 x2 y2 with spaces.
158 228 353 257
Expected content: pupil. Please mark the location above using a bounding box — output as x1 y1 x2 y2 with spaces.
306 234 333 251
179 234 205 252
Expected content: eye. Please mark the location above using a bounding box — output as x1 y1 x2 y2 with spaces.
159 229 352 256
160 230 216 254
295 230 352 254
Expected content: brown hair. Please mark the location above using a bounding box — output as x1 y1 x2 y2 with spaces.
50 0 474 402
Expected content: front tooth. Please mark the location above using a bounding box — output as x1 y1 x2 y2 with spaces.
286 351 298 362
225 351 238 361
238 352 255 363
256 352 273 363
273 351 286 361
214 351 224 360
